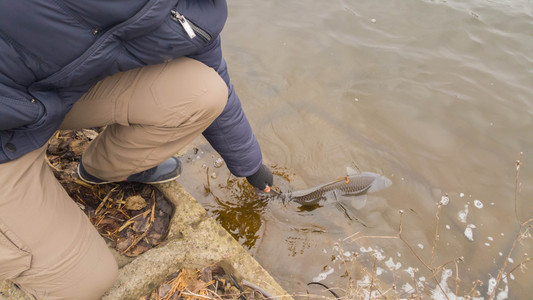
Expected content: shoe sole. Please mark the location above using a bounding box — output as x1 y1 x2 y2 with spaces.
77 165 180 185
139 173 181 184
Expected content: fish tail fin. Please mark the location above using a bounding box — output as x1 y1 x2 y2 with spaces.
368 175 392 193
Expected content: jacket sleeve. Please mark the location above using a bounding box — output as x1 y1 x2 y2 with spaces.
188 37 263 177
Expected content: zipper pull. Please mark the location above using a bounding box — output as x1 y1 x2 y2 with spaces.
171 10 196 39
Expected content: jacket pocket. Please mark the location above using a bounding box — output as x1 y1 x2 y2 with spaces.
122 0 227 66
0 223 32 280
122 14 198 65
173 0 227 44
0 96 44 131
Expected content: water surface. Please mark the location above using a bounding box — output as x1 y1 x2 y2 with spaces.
178 0 533 298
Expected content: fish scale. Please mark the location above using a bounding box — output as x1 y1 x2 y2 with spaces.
278 172 391 206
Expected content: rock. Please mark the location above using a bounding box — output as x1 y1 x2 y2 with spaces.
214 157 224 168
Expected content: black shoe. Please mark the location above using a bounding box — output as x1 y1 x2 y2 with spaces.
78 156 182 184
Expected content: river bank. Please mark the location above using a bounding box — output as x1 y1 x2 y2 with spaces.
1 179 291 299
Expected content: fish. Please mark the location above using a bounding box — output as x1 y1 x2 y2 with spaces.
274 168 392 206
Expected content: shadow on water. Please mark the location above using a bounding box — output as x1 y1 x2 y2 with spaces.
183 145 302 249
205 172 268 249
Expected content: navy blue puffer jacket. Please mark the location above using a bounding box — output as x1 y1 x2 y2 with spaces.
0 0 263 177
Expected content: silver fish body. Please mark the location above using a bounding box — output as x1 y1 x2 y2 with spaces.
283 172 391 206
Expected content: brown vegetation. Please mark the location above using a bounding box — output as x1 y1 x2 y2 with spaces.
46 129 173 256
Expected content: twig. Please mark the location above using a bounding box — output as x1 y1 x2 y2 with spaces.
72 178 94 189
454 258 462 300
412 268 419 298
349 235 399 242
95 187 117 216
343 231 361 242
162 269 185 300
335 243 357 298
120 200 156 255
489 153 533 300
242 280 274 299
117 209 151 232
396 211 451 300
502 258 532 280
181 290 213 299
430 203 443 268
346 210 451 299
45 155 62 172
368 256 377 300
466 280 482 299
513 154 522 224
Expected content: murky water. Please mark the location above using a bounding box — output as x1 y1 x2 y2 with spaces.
177 0 533 298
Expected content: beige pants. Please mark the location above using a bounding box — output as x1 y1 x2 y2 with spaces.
0 58 228 299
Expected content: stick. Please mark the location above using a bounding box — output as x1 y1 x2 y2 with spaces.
430 203 442 268
241 280 275 299
369 256 377 300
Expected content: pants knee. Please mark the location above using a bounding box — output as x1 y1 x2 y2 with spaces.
186 61 228 123
146 58 228 128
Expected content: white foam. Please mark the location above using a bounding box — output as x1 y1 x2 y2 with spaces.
464 224 477 241
312 267 334 282
357 274 371 287
498 277 509 300
402 283 414 293
360 246 373 253
373 250 386 261
440 195 450 205
430 269 453 300
474 199 484 208
487 277 497 295
458 204 469 223
385 257 401 270
405 267 416 278
487 276 511 299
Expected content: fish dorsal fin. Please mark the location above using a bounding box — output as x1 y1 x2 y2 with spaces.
346 166 359 176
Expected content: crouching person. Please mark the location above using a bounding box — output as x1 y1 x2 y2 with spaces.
0 0 273 299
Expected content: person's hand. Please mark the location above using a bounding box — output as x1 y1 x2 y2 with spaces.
246 164 273 192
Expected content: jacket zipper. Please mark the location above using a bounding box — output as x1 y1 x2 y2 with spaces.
53 0 100 36
170 10 211 42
